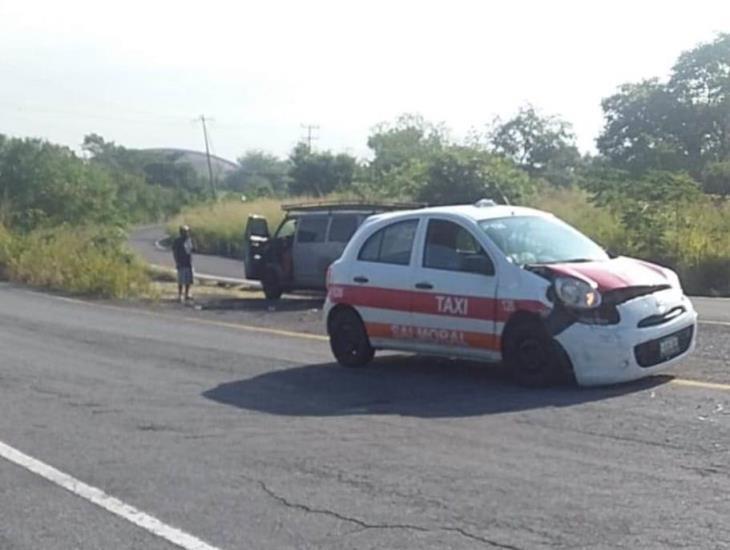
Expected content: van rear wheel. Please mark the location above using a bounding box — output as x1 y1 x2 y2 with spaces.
262 268 283 300
329 309 374 367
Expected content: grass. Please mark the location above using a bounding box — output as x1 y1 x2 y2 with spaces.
166 193 367 258
167 197 285 259
529 186 730 295
0 224 152 298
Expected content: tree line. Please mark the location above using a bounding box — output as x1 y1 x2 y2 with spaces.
1 33 727 238
225 33 728 209
0 133 212 232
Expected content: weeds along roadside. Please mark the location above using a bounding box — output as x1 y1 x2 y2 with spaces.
0 224 152 299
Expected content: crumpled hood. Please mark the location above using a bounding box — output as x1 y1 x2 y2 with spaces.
543 257 671 292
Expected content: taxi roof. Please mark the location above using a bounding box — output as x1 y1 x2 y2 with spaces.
366 202 551 224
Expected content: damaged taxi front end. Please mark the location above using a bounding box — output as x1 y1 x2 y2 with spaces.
526 257 698 386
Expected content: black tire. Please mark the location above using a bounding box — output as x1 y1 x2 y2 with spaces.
262 268 283 300
503 320 561 387
329 309 375 368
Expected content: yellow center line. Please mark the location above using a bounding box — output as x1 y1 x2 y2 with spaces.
22 289 329 342
669 378 730 391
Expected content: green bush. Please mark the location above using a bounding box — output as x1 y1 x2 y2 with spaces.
0 224 14 279
5 225 150 298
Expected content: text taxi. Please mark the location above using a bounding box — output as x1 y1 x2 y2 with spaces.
324 200 698 386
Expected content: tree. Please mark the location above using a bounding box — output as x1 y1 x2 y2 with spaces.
0 137 119 230
415 147 533 206
702 162 730 197
83 134 205 192
596 80 686 174
488 105 581 185
288 143 357 196
597 34 730 179
223 150 291 197
581 168 702 259
367 113 446 179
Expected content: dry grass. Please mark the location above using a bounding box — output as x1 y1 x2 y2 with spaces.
166 193 367 258
167 197 285 258
529 186 730 294
528 187 627 253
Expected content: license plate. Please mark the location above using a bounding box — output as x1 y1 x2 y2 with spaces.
659 335 680 358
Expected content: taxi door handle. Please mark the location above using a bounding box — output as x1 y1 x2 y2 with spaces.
353 276 369 284
415 282 434 290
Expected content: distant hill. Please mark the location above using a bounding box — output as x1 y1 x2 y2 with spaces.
139 148 238 181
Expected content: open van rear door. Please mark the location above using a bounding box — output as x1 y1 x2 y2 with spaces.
243 215 269 280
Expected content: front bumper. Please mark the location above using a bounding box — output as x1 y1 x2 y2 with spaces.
555 289 698 386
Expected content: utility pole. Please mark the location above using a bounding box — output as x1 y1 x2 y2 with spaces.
198 115 217 199
300 124 319 153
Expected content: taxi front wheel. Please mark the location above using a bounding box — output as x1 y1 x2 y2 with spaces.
503 320 562 387
329 309 375 368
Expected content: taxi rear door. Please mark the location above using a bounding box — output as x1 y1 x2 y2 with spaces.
408 216 500 361
342 217 421 349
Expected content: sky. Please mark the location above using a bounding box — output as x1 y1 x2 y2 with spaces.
1 0 728 162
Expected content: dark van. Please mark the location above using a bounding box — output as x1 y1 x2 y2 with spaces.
243 202 419 299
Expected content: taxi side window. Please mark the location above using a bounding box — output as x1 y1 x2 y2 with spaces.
358 220 418 266
424 219 494 275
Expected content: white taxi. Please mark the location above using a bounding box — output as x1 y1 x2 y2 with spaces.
324 200 698 386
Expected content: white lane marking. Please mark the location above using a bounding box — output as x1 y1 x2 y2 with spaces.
0 440 221 550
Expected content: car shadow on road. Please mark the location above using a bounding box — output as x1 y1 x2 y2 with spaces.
202 355 672 418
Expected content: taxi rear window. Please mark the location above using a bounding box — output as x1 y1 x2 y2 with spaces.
358 220 418 265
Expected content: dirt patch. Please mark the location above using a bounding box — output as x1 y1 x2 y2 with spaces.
145 280 326 335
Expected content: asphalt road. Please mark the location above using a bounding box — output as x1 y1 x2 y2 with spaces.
2 283 730 549
130 225 249 283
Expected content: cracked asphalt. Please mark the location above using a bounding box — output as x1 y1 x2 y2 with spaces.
1 282 730 549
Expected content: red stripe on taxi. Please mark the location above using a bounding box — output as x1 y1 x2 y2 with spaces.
329 284 549 322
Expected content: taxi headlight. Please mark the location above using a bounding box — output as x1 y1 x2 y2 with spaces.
554 277 602 310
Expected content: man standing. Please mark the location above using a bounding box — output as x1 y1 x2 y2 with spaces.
172 225 194 303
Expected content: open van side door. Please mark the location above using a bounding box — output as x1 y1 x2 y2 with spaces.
243 215 270 280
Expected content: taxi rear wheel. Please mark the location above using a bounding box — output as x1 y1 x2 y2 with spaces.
329 309 374 368
503 320 560 387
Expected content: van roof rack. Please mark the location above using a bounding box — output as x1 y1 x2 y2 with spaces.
281 200 426 213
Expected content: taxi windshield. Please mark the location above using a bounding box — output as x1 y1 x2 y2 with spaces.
479 215 609 266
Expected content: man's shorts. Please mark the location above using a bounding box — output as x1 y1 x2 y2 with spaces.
177 267 194 285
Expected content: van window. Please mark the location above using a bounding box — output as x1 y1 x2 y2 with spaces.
297 216 328 243
328 215 359 243
358 220 418 266
275 218 297 239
